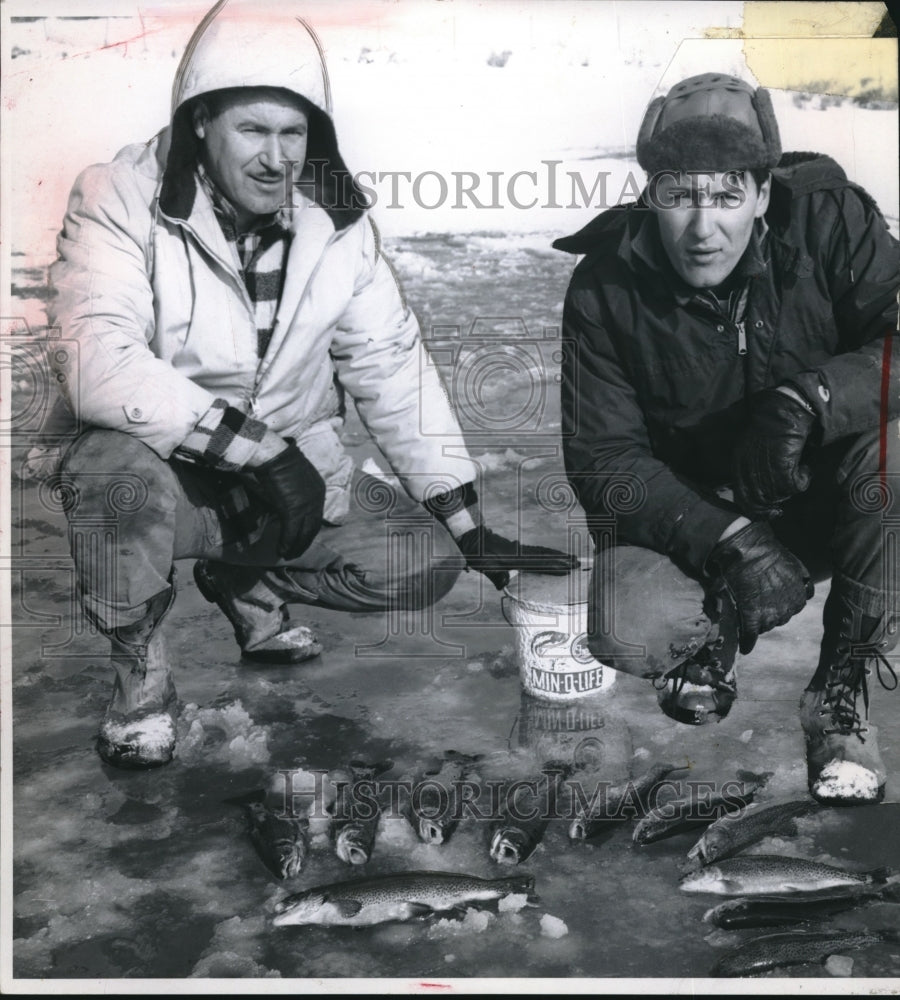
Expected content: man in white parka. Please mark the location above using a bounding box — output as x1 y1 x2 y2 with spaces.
48 0 574 769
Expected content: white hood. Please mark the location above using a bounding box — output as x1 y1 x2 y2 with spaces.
161 0 365 230
172 0 331 116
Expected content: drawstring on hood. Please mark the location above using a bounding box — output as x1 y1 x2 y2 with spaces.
160 0 366 230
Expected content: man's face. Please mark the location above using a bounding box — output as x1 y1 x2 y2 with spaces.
193 88 309 228
650 171 771 288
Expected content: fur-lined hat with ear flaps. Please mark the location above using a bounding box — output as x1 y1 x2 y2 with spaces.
636 73 781 176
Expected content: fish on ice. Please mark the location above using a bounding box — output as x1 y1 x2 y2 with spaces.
225 788 309 880
406 750 482 846
686 798 822 867
711 927 900 977
272 869 535 927
632 770 770 846
489 764 568 865
331 758 393 866
680 854 894 896
568 761 687 841
702 883 900 929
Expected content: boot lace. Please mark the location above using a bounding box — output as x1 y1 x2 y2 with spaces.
656 634 735 693
823 612 899 737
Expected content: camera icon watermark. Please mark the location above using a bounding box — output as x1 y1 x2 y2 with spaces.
422 317 574 442
0 319 79 445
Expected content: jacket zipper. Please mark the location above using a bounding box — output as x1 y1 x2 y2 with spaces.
246 226 347 414
736 320 747 356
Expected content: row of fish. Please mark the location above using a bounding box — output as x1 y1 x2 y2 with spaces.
227 755 805 879
226 752 487 880
224 758 545 929
687 854 899 976
668 791 899 977
564 758 900 977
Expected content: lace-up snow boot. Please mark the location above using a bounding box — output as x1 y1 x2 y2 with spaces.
656 590 740 725
800 587 898 805
97 580 178 769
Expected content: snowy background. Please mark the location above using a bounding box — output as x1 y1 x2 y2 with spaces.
3 0 897 271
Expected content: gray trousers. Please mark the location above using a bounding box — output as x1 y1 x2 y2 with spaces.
587 424 900 679
58 429 460 632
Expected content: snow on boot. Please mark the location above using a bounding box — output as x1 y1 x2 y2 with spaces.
800 589 897 805
97 583 178 769
193 560 322 664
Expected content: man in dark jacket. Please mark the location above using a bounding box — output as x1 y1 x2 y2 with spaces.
556 73 898 806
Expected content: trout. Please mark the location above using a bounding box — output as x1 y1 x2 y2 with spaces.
633 770 770 846
568 761 687 841
680 854 894 896
702 884 899 930
711 927 900 977
225 789 309 880
273 870 535 927
406 750 481 845
687 798 822 867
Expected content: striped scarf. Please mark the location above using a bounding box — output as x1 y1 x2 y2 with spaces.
197 164 292 358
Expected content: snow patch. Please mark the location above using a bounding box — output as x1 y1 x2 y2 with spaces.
177 700 270 768
540 913 569 938
190 951 281 978
813 760 880 802
825 954 854 977
427 908 493 937
498 892 530 913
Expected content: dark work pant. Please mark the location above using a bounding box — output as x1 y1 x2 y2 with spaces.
587 423 900 679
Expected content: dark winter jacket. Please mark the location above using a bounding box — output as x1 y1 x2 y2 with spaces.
555 154 899 575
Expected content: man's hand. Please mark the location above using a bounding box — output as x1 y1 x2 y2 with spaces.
455 525 579 590
706 520 813 655
732 386 818 518
250 440 326 560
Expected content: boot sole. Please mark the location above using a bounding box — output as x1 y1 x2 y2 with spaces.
97 737 174 770
241 646 322 665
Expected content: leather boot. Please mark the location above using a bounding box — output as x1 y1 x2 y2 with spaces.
97 579 178 769
193 560 323 664
800 586 897 805
656 590 739 725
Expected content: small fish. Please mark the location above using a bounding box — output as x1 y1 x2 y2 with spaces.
225 789 309 880
680 855 894 897
406 751 482 845
711 927 900 977
331 759 393 866
702 884 899 930
489 765 568 865
272 869 535 927
687 798 822 867
633 770 770 846
568 761 687 841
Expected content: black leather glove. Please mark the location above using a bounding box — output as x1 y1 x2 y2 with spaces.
733 387 818 519
456 525 579 591
706 521 814 655
250 441 326 560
